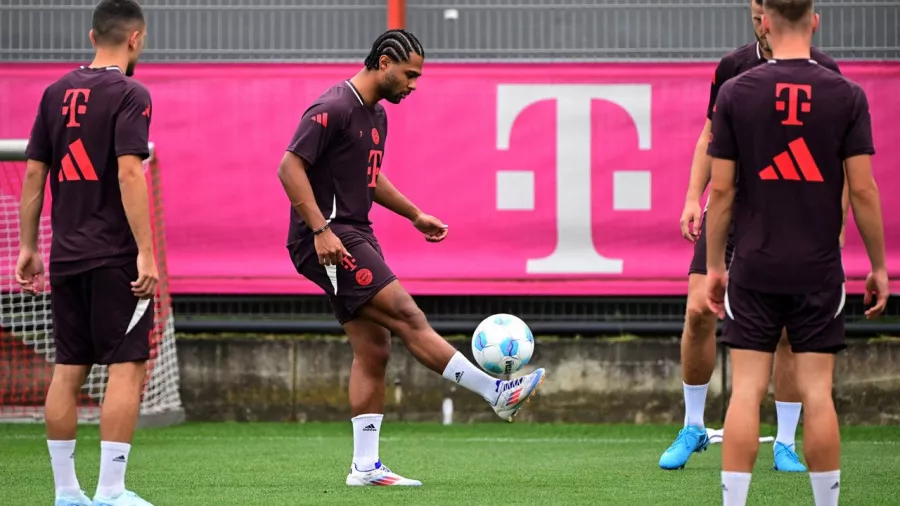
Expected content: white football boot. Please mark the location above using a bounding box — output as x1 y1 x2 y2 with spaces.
492 368 546 422
346 460 423 487
92 490 153 506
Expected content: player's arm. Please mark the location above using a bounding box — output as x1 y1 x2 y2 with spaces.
705 158 736 272
681 58 731 240
278 103 341 233
115 87 155 256
685 119 713 205
278 152 329 232
843 88 885 270
846 155 885 270
19 160 50 252
704 82 738 273
20 95 52 253
374 173 421 221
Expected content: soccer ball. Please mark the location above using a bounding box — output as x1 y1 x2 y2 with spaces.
471 313 535 375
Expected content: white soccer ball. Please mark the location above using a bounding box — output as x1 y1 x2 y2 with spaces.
471 313 535 375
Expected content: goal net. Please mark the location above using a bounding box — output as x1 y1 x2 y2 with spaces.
0 139 184 427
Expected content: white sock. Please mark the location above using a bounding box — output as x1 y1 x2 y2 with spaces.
442 351 502 404
47 440 81 496
721 471 752 506
683 382 709 428
810 470 841 506
775 401 802 447
351 414 383 471
96 441 131 498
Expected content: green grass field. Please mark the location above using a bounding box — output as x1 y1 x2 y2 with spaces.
2 422 898 505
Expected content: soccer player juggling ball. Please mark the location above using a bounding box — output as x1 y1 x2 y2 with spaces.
277 29 546 487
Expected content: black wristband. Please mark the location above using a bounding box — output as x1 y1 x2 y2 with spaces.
312 223 329 236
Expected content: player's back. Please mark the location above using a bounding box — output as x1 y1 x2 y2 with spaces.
28 66 152 275
718 59 872 293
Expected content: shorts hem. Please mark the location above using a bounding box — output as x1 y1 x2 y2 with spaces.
53 358 95 366
790 344 847 355
719 339 778 354
344 275 399 321
96 354 151 366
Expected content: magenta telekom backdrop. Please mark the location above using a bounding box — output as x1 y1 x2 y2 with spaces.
1 62 898 295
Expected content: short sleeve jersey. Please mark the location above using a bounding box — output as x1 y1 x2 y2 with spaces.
706 42 840 120
708 59 875 293
285 82 388 245
26 66 152 276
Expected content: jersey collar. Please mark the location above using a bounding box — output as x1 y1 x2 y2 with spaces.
344 80 365 106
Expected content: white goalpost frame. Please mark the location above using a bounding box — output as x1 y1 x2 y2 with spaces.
0 139 185 428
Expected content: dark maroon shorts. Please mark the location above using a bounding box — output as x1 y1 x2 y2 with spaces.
50 263 153 365
720 282 847 354
688 211 736 275
289 224 397 325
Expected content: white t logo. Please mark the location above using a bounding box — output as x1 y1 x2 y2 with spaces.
496 84 652 274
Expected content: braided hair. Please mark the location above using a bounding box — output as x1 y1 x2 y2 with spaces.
364 29 425 70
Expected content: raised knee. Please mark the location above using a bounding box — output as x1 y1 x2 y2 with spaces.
393 301 427 330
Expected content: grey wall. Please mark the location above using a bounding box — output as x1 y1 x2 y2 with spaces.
1 0 898 62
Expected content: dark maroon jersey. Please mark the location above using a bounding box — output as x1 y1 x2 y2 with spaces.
26 66 152 276
285 81 388 245
706 42 840 120
708 59 874 293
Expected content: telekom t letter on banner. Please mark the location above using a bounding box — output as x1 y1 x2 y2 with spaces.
496 84 652 275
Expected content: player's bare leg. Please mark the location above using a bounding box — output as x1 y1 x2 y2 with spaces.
45 365 91 503
659 273 715 469
793 352 842 505
343 319 421 486
721 349 773 506
772 329 807 471
95 361 146 500
358 280 545 422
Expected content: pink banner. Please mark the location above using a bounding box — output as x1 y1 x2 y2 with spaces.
1 63 898 295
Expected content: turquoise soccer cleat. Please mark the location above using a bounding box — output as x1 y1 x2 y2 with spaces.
773 442 808 472
658 425 710 470
54 490 91 506
92 491 153 506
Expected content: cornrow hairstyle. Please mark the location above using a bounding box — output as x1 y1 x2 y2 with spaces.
364 29 425 70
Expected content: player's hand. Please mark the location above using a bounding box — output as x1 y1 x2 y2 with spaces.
315 228 351 266
680 200 703 243
15 249 45 295
133 250 159 299
863 269 889 319
413 213 449 243
706 268 729 319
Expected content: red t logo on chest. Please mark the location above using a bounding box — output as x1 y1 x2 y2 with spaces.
367 150 383 187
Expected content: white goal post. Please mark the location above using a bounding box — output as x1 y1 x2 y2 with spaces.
0 139 184 427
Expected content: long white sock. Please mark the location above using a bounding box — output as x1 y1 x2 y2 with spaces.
683 382 709 428
47 440 81 496
775 401 802 447
721 471 752 506
442 352 502 404
810 470 841 506
351 413 383 471
96 441 131 498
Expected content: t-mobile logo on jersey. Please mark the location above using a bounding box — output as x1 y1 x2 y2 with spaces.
495 84 653 274
62 88 91 128
775 83 812 126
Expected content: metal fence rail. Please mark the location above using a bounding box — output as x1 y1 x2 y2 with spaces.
406 0 900 61
1 0 898 62
172 294 900 336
